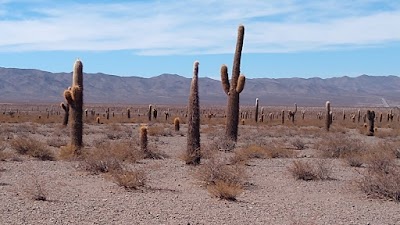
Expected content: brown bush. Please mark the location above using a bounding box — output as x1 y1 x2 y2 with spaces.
316 133 364 158
359 162 400 202
78 142 141 174
111 168 146 190
196 158 246 201
291 138 306 150
287 160 332 181
10 137 54 161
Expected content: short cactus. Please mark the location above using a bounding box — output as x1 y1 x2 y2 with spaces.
174 117 180 131
140 126 148 153
186 61 201 165
127 108 131 119
281 110 285 124
221 25 246 142
63 59 84 154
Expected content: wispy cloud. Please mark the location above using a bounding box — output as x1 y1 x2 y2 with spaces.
0 0 399 55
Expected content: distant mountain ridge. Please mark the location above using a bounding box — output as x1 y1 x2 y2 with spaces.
0 67 399 107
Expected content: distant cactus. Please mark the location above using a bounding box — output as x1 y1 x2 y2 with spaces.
63 59 83 154
153 108 158 120
148 105 152 121
140 126 148 153
281 110 285 124
288 103 297 123
106 108 110 120
325 101 332 131
367 110 375 136
342 110 346 120
379 112 383 123
254 98 259 123
174 117 180 131
60 102 69 126
301 110 305 120
220 25 246 142
186 61 201 165
127 108 131 119
96 116 100 124
357 110 361 123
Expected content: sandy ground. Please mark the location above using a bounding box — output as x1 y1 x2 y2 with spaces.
0 122 400 225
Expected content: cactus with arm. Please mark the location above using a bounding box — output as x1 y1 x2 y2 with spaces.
221 25 246 142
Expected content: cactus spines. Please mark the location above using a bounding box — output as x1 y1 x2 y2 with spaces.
63 59 83 154
140 126 148 153
255 98 259 123
221 25 246 142
60 102 69 126
288 103 297 123
174 117 180 131
186 61 201 165
148 105 152 121
367 110 375 136
325 101 332 131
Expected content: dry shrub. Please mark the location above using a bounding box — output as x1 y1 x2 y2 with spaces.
359 147 400 201
287 160 332 181
47 137 67 148
316 133 364 158
232 145 268 164
291 138 306 150
232 142 293 164
25 177 47 201
266 144 294 158
147 125 171 137
79 142 143 174
10 137 54 161
196 158 246 201
111 168 146 190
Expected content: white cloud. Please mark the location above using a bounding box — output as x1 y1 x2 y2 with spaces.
0 0 400 54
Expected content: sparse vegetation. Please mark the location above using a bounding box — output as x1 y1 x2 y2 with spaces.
111 168 146 190
10 136 54 161
196 158 246 201
287 160 332 181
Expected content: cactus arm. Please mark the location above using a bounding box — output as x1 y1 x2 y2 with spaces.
236 75 245 93
221 64 230 95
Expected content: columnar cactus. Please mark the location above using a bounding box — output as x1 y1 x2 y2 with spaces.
60 102 69 126
254 98 259 123
367 110 375 136
174 117 180 131
140 126 148 153
221 25 246 142
127 108 131 119
148 105 152 121
186 61 201 165
288 103 297 123
357 110 361 123
281 110 285 124
325 101 332 131
63 59 83 154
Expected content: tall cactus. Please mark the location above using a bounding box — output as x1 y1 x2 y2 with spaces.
367 110 375 136
254 98 259 123
148 105 152 121
221 25 246 142
325 101 332 131
63 59 83 154
186 61 201 165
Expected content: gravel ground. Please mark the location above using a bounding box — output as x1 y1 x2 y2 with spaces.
0 122 400 225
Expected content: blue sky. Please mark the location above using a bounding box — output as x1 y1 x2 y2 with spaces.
0 0 399 79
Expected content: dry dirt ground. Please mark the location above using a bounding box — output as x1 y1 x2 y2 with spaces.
0 120 400 225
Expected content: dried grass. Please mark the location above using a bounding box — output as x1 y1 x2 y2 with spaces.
10 136 54 161
287 159 332 181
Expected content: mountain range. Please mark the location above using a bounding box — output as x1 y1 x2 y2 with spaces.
0 67 399 107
